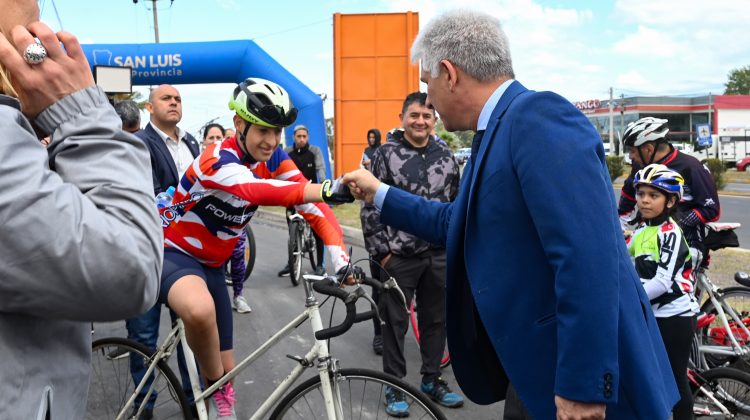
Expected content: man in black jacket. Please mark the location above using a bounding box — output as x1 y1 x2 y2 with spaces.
361 92 463 415
279 124 327 276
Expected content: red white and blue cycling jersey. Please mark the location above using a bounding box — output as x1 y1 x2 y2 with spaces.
161 137 349 270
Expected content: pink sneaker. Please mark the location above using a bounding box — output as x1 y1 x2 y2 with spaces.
208 382 237 420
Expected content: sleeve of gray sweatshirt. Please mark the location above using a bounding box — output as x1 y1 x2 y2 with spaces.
0 86 162 322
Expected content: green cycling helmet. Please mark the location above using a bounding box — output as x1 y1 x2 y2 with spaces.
229 77 298 128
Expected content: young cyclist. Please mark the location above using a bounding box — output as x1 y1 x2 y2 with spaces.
159 78 354 419
627 163 699 420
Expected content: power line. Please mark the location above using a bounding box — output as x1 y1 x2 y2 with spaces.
252 18 331 41
50 0 64 31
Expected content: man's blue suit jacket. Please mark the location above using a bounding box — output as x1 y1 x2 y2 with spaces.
380 81 679 419
136 123 200 195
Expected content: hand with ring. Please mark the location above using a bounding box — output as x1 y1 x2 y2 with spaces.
0 21 95 118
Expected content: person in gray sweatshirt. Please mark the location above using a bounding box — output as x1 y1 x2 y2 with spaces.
0 8 162 420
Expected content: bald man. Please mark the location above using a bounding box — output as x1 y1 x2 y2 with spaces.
131 84 200 417
138 84 200 195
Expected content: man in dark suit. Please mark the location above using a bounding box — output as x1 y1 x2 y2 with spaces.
128 84 199 419
137 84 200 195
343 9 679 420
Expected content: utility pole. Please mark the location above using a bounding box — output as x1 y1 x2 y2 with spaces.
151 0 160 43
608 87 614 156
132 0 161 43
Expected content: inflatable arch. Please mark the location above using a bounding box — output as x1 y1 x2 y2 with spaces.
81 40 331 178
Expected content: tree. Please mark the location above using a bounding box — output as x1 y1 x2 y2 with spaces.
434 120 474 149
112 91 147 109
724 65 750 95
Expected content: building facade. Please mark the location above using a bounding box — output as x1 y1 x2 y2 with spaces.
576 94 750 164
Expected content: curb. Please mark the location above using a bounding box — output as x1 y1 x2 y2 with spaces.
253 208 365 249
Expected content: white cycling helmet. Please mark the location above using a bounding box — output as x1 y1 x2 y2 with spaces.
622 117 669 147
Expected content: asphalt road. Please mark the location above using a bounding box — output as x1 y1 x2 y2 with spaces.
92 218 502 419
90 188 749 419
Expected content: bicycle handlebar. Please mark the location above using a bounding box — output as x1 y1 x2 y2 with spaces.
312 280 358 340
310 274 393 340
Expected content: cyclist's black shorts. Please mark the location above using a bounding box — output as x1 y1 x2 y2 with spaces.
159 247 233 351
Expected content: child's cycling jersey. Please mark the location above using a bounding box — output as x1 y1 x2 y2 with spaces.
162 137 348 270
627 217 699 317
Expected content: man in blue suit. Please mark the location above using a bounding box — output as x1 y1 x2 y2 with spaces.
129 84 200 419
343 9 679 420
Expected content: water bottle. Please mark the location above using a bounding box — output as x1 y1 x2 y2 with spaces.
155 186 176 209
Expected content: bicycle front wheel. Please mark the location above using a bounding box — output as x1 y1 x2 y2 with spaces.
88 337 191 420
288 221 304 287
270 368 446 420
693 366 750 418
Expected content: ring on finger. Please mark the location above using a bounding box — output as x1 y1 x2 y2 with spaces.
23 39 47 65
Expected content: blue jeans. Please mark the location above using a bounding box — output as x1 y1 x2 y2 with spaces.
126 304 197 408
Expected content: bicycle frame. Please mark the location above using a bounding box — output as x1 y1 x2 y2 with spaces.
695 269 750 360
127 277 345 420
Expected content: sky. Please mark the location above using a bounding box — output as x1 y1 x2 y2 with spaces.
38 0 750 137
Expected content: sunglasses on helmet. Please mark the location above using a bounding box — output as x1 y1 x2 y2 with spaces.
237 81 298 127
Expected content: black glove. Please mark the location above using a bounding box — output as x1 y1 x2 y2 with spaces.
335 264 365 284
321 177 355 204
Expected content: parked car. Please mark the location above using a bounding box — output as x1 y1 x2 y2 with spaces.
737 156 750 172
455 147 471 164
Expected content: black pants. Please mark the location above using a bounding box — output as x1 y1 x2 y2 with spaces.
286 208 324 269
657 315 697 420
312 229 324 269
380 250 446 384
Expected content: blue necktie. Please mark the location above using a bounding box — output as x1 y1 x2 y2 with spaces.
470 130 485 165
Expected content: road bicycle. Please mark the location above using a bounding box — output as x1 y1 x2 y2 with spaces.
87 266 445 420
287 208 318 287
690 363 750 418
409 298 451 369
691 222 750 367
690 313 750 418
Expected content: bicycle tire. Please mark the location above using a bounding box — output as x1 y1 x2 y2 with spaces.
698 286 750 368
305 226 317 272
269 368 447 420
87 337 191 420
244 223 257 282
693 366 750 418
410 299 451 369
289 221 304 287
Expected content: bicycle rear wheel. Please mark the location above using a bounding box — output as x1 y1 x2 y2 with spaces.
698 286 750 368
88 337 191 420
270 368 446 420
288 221 304 287
244 223 257 282
693 366 750 418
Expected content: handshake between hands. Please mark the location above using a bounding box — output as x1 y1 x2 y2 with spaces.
321 169 381 205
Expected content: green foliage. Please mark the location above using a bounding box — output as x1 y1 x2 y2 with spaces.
724 65 750 95
704 158 728 190
436 128 460 150
112 91 146 109
434 120 473 149
605 155 626 183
